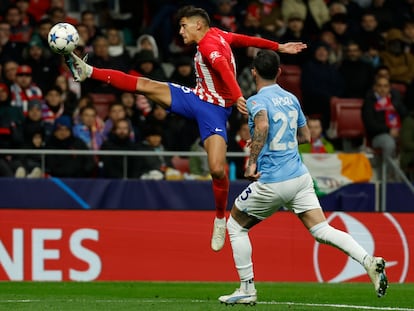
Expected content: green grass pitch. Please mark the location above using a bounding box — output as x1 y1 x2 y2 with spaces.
0 282 413 311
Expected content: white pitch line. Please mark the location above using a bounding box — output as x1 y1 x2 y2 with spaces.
1 298 413 311
258 301 414 311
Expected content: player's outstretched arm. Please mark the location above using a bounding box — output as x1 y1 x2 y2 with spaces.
227 31 307 54
278 42 307 54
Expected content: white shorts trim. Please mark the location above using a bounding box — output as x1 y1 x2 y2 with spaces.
234 173 321 220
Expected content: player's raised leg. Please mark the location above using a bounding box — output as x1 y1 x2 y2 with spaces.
299 208 388 297
66 52 172 108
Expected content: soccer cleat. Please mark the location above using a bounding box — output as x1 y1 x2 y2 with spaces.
365 256 388 297
65 52 92 82
219 288 257 305
211 217 226 251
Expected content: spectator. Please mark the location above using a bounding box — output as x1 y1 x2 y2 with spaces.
119 91 145 141
100 118 139 179
55 74 78 116
72 94 94 124
362 41 382 68
41 86 66 127
105 26 131 65
301 42 344 130
281 0 330 40
227 119 251 179
189 136 210 177
10 64 43 116
29 18 53 50
362 77 407 161
169 55 196 87
368 0 397 33
80 10 103 46
0 82 24 177
298 115 335 153
76 23 93 54
400 108 414 180
136 123 172 179
136 33 160 60
211 0 239 33
356 11 385 53
81 36 129 95
15 0 37 29
338 41 375 98
145 103 189 151
72 104 105 151
1 60 19 86
103 101 135 142
47 6 78 27
318 29 344 66
22 98 48 142
321 12 354 45
45 115 95 178
279 13 311 66
402 19 414 54
380 28 414 85
5 4 33 43
130 50 167 81
255 0 285 39
22 37 60 93
0 21 25 64
400 110 414 181
15 127 44 178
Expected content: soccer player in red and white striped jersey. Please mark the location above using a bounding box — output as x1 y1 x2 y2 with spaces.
65 5 307 252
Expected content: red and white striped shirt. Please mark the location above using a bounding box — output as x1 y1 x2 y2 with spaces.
193 27 279 107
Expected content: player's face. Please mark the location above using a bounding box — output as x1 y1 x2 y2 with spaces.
179 17 198 45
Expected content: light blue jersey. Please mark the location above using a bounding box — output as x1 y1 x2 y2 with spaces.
247 84 308 183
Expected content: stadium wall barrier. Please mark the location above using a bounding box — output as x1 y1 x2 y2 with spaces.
1 177 413 211
0 210 412 283
0 177 390 211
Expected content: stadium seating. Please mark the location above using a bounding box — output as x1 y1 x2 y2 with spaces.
330 97 365 138
89 93 116 119
171 156 190 174
329 97 365 151
278 64 302 102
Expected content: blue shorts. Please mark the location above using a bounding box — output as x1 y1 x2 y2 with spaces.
167 83 232 143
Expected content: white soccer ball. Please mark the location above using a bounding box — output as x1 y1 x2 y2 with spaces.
48 23 79 55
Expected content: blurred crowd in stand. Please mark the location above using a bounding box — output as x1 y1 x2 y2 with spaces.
0 0 414 181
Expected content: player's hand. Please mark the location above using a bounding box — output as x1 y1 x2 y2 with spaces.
236 97 248 115
244 163 260 181
278 42 307 54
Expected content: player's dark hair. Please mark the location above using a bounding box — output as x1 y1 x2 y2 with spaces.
252 50 280 80
176 5 210 26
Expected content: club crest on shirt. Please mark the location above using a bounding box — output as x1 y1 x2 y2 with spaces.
209 51 221 63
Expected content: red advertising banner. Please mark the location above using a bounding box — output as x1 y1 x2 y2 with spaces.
0 210 412 283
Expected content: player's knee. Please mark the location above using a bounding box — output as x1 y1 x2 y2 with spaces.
309 221 331 244
227 215 248 241
210 167 225 179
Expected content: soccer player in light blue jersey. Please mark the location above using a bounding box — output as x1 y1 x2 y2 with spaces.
218 50 388 305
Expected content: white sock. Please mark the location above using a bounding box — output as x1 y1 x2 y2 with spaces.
309 221 369 264
227 216 254 282
241 278 256 293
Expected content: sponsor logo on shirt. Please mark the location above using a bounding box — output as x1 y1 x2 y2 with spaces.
209 51 221 64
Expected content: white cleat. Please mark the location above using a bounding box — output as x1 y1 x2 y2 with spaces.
211 217 226 251
219 288 257 305
65 52 92 82
365 256 388 297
